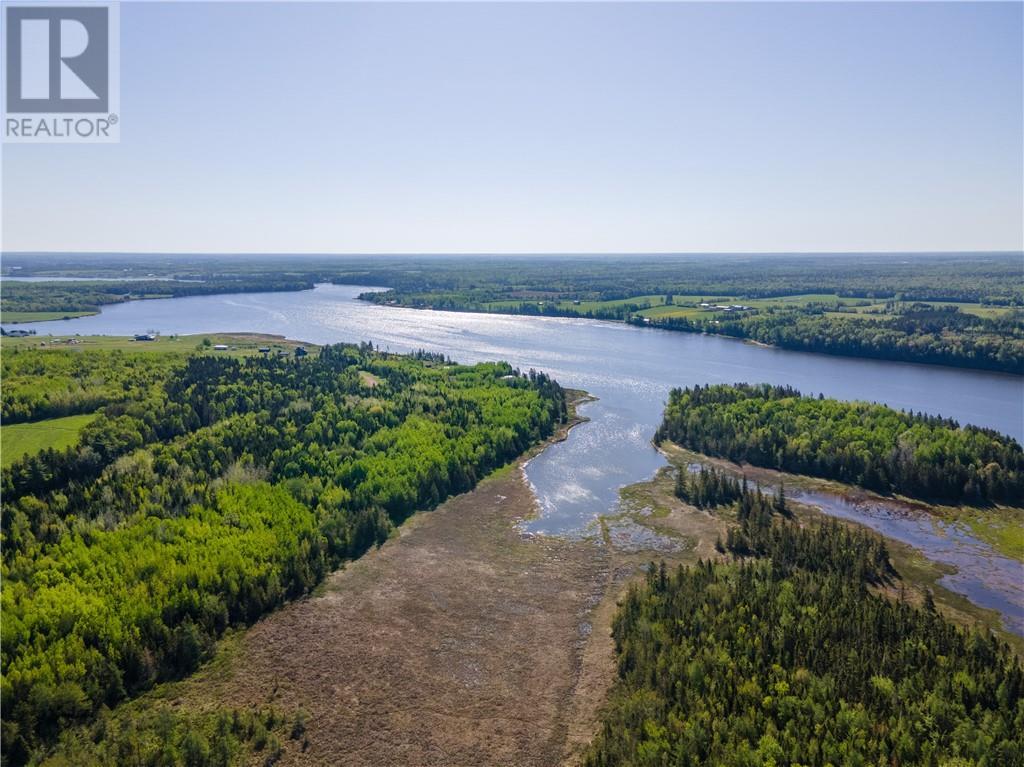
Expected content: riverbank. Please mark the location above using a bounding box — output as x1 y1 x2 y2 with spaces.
355 293 1024 377
2 310 98 323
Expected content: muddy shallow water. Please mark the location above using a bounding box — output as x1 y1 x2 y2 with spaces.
789 488 1024 635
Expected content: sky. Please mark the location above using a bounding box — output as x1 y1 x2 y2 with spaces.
2 1 1022 254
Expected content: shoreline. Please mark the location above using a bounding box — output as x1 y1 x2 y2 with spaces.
354 293 1024 377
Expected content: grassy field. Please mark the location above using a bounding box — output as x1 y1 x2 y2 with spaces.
2 413 99 466
2 311 97 323
0 333 317 356
476 292 1015 323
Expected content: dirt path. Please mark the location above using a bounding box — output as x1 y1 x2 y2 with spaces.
170 421 621 766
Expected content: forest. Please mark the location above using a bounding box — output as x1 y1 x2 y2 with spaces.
588 560 1024 765
2 348 183 423
334 253 1024 305
655 383 1024 504
0 343 567 764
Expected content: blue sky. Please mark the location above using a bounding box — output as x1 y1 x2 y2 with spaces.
3 1 1022 254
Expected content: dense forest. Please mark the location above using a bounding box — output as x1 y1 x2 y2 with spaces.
2 348 183 423
43 704 305 767
587 479 1024 766
641 304 1024 374
655 384 1024 504
0 344 567 764
588 560 1024 765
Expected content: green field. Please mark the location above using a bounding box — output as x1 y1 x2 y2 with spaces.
479 291 1016 323
0 333 317 356
2 413 99 466
1 310 97 323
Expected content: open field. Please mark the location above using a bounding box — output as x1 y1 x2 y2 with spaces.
1 413 99 466
475 291 1017 323
1 311 98 323
0 333 317 356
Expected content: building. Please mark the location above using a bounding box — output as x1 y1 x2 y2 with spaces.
213 344 229 351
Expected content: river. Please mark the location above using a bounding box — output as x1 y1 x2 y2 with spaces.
6 283 1023 633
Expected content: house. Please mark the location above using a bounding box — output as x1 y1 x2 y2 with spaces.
258 347 271 353
213 344 229 351
294 346 308 357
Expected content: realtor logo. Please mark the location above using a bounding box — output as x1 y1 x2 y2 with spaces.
3 2 120 142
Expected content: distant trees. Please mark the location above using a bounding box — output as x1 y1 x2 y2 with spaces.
344 253 1024 307
1 343 567 764
0 277 316 316
656 383 1024 505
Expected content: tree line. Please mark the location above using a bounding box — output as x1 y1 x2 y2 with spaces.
341 253 1024 306
1 276 315 316
641 305 1024 375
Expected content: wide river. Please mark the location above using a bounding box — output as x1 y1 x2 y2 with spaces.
8 284 1024 632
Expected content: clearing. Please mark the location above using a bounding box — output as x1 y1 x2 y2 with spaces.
1 413 98 466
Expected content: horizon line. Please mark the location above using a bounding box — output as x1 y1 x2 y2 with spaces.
4 250 1023 258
